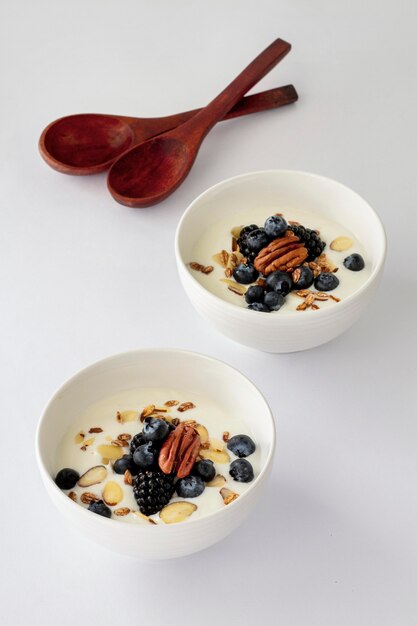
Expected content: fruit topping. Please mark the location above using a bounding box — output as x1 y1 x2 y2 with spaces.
133 441 159 469
265 270 293 295
287 224 326 261
292 265 314 289
229 459 254 483
194 459 216 482
227 434 256 458
233 263 259 285
133 469 175 516
88 500 112 518
55 468 80 490
264 215 287 238
263 291 285 311
245 284 265 304
248 302 271 312
176 474 205 498
343 253 365 271
142 416 170 442
314 272 340 291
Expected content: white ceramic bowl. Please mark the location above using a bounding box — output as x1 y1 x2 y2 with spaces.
36 349 274 560
175 170 386 353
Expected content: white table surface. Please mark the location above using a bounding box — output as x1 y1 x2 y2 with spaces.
1 1 416 624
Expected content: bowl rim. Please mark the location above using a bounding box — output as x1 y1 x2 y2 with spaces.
175 169 387 321
35 347 275 531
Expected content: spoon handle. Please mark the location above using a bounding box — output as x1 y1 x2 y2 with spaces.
130 85 297 140
173 38 291 142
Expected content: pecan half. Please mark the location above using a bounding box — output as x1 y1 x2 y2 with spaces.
159 423 201 478
254 231 308 275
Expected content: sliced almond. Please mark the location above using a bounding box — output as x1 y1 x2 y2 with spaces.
209 438 225 452
74 431 84 444
131 511 157 525
78 465 107 487
330 236 353 252
97 444 124 461
220 279 247 295
116 410 139 423
102 481 123 506
220 487 239 505
195 424 209 445
141 404 155 420
102 458 109 465
159 502 197 524
206 474 226 488
80 437 94 451
199 448 230 464
231 225 244 238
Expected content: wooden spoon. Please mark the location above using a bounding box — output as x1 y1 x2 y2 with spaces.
107 38 292 207
39 85 297 175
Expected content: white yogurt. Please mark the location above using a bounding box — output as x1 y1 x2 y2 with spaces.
190 207 371 311
55 387 260 524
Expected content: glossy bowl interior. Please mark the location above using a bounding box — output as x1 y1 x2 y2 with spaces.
175 170 386 352
36 349 274 560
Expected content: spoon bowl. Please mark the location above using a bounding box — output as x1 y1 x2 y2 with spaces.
108 38 292 207
39 85 298 176
108 136 194 205
40 114 135 174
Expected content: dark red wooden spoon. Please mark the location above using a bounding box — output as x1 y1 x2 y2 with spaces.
107 38 292 207
39 85 297 176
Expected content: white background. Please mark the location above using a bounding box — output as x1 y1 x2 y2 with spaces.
1 1 416 624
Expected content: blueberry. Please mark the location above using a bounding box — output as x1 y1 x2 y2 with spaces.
114 454 137 475
343 253 365 271
142 416 169 442
194 459 216 482
245 284 264 304
248 302 271 312
292 266 314 289
246 228 270 253
265 270 293 295
227 434 256 458
263 291 285 311
264 215 287 238
176 474 205 498
88 500 112 518
233 263 259 284
55 468 79 490
229 459 254 483
314 272 340 291
133 442 158 469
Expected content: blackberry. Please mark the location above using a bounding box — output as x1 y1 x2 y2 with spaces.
288 224 326 261
130 432 145 454
133 469 175 516
237 224 259 261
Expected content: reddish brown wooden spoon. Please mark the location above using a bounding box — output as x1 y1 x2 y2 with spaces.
107 38 292 207
39 85 297 176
